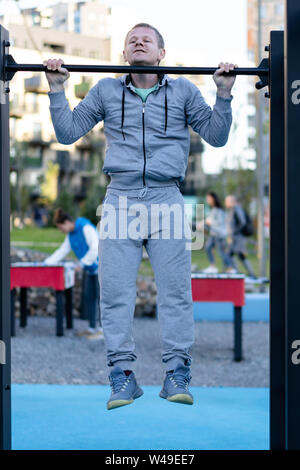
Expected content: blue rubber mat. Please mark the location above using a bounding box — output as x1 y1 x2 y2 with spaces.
12 385 269 450
193 294 269 322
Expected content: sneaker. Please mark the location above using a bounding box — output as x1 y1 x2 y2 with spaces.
75 328 93 337
226 267 238 274
75 327 103 338
202 265 218 274
107 367 144 410
159 363 193 405
86 331 104 340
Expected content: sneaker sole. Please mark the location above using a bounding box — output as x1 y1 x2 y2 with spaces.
86 335 104 340
107 388 144 410
163 393 194 405
107 399 134 410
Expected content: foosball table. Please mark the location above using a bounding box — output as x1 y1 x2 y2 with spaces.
10 261 76 337
191 273 245 361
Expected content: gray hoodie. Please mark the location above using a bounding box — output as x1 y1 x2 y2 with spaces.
206 207 227 238
48 73 233 189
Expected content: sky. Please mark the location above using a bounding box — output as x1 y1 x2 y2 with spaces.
5 0 248 65
2 0 252 174
107 0 248 66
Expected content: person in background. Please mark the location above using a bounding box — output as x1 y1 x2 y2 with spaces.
33 203 47 228
201 192 235 274
44 208 103 339
224 195 256 279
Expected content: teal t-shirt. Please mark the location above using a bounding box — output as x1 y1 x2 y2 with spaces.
134 83 159 102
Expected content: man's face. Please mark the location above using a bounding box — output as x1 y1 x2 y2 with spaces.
123 27 165 66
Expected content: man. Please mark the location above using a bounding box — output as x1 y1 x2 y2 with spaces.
224 195 256 278
44 23 237 410
44 208 103 339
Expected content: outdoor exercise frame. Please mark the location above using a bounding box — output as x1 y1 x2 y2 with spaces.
0 0 299 450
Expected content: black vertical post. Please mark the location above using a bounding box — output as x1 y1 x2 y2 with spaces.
284 0 300 450
65 287 73 329
10 289 15 338
80 271 88 319
0 25 11 450
269 30 285 450
56 290 64 336
233 306 242 362
20 287 27 327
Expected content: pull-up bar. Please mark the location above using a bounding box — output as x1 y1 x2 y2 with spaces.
3 52 269 91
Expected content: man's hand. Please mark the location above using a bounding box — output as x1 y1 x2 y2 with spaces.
213 62 238 98
43 58 70 93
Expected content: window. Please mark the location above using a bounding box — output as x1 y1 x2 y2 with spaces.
248 92 255 105
33 122 42 140
248 49 255 62
74 9 81 34
275 3 284 17
248 115 256 128
260 4 268 19
72 48 83 57
89 50 100 59
43 43 65 53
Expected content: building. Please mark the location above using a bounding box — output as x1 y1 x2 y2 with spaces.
247 0 284 187
3 0 208 203
248 0 284 61
1 0 112 204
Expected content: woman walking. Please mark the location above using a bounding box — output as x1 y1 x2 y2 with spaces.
201 192 234 273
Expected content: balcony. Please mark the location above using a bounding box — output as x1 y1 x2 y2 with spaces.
189 138 204 155
75 135 93 150
76 134 105 151
24 76 49 94
9 101 24 119
22 130 52 148
56 150 91 173
10 155 43 170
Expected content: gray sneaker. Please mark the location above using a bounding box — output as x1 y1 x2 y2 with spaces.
107 367 144 410
159 363 194 405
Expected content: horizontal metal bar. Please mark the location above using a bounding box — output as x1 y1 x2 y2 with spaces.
6 63 269 77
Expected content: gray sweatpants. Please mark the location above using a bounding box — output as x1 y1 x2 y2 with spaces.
98 183 195 372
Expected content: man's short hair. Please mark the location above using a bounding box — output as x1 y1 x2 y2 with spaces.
125 23 165 49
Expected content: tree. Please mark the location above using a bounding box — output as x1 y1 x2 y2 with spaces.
79 177 106 226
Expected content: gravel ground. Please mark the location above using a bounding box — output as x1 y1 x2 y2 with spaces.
11 316 269 387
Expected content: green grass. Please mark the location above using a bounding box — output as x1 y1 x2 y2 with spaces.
139 248 268 277
11 227 65 244
11 227 269 277
11 226 75 257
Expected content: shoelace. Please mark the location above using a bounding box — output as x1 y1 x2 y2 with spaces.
109 375 131 394
167 372 191 389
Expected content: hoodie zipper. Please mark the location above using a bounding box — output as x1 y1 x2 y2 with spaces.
126 82 162 195
142 102 146 187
